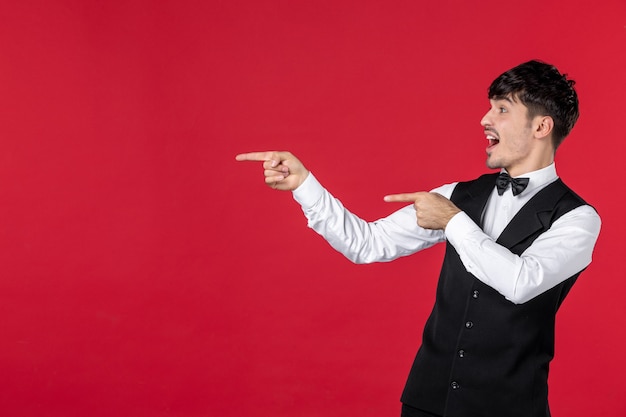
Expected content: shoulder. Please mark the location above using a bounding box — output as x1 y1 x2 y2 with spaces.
550 179 598 216
431 173 499 199
450 173 499 199
430 181 459 199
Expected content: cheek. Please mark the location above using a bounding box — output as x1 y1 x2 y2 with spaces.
510 135 531 155
506 124 531 151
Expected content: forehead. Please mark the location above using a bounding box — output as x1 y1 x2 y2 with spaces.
490 95 529 112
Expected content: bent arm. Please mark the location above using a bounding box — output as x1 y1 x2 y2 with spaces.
446 206 601 304
293 173 450 264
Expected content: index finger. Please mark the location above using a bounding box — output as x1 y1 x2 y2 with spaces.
235 151 277 162
383 192 424 203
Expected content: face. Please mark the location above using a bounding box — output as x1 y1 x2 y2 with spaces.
481 96 538 177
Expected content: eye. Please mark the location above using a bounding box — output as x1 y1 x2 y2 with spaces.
499 107 508 113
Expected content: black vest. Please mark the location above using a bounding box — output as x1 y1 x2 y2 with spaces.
401 173 588 417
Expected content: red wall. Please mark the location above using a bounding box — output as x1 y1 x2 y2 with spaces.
0 1 624 416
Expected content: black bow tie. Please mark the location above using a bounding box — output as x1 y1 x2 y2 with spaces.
496 172 529 196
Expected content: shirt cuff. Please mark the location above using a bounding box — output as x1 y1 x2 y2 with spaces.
445 211 482 247
292 172 324 209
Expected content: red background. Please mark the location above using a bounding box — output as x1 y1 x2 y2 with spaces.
0 1 624 416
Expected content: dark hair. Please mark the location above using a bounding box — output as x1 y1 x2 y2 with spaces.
488 60 579 149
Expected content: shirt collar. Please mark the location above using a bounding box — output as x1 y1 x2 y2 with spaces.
501 163 558 196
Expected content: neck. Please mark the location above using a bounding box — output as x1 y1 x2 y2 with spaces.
506 153 554 177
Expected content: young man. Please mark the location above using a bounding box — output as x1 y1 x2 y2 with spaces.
236 60 601 417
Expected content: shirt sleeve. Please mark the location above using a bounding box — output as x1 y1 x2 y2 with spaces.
445 206 601 304
292 173 453 264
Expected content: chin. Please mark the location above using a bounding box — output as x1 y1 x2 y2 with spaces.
486 159 502 170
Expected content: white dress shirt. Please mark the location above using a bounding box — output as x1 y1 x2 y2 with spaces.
292 164 601 304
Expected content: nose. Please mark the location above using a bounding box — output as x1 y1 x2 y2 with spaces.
480 109 492 127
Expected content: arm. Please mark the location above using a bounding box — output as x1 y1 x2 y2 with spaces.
445 207 601 304
384 190 602 304
236 151 450 264
294 173 449 264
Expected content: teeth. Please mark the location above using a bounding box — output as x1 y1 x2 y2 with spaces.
486 135 496 140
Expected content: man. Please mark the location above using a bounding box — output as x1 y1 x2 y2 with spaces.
236 60 601 417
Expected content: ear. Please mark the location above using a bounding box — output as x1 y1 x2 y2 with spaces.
534 115 554 139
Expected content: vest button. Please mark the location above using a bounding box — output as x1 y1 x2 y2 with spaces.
458 349 465 358
451 381 460 390
472 290 480 299
465 321 474 329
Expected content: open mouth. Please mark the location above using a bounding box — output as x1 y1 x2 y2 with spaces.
486 131 499 150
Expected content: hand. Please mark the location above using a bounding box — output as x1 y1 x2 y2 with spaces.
384 192 461 230
235 151 310 191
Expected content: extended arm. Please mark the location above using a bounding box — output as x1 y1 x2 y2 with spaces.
236 151 450 263
294 173 448 263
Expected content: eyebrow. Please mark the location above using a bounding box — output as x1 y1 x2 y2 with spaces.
492 95 515 104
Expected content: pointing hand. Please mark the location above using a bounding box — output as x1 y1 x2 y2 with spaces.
235 151 309 191
384 192 461 230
